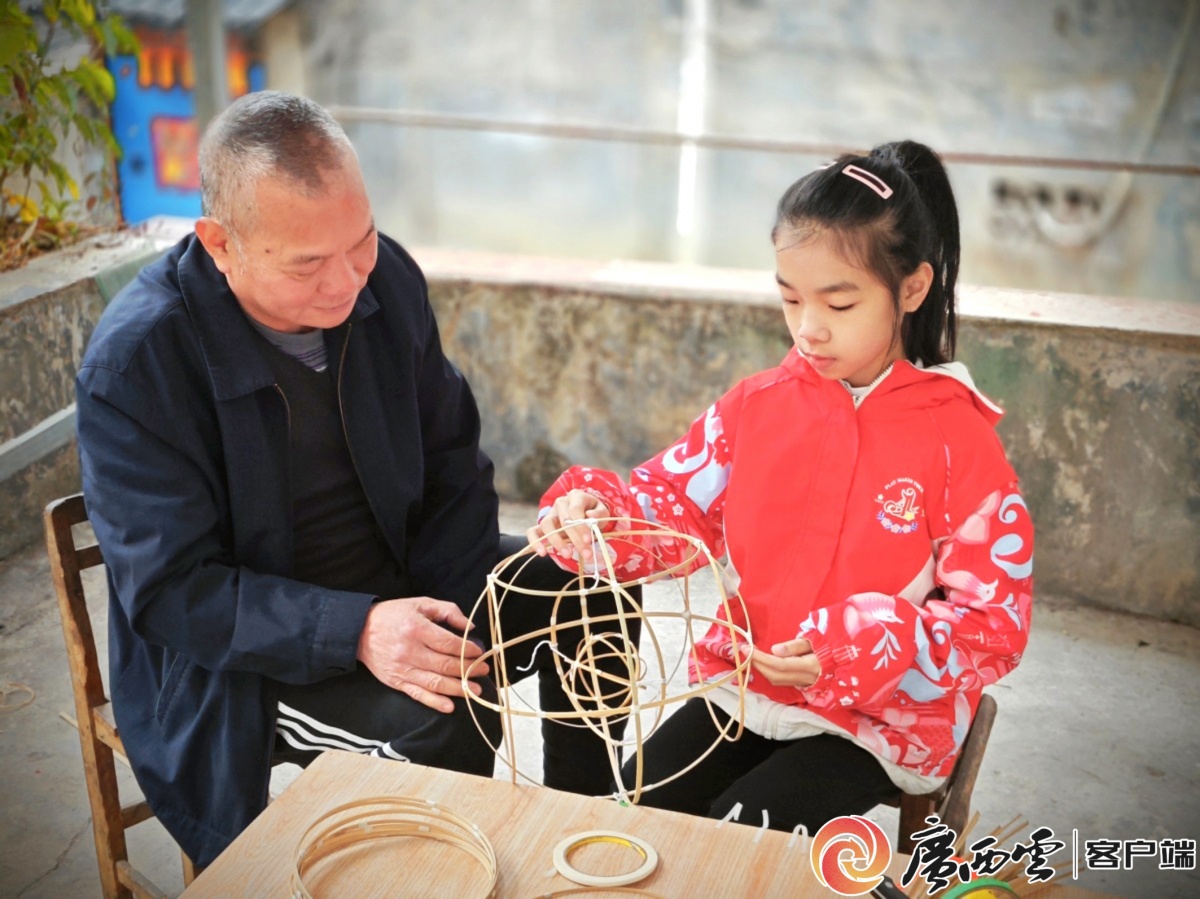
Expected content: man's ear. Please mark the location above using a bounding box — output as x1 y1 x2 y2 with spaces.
194 217 235 274
900 261 934 313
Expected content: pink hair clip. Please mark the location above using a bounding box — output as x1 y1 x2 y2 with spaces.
842 164 893 199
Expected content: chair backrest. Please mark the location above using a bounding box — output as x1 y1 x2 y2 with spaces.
45 493 174 899
45 494 108 738
938 691 998 834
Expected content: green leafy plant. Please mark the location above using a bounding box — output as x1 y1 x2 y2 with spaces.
0 0 138 270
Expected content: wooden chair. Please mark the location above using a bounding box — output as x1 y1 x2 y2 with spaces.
45 493 201 899
884 692 999 854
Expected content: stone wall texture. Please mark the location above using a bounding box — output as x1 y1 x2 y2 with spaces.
0 279 106 443
3 240 1196 626
418 251 1200 626
960 325 1198 623
0 234 163 559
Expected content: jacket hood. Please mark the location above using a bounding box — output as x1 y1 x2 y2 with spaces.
781 349 1005 425
910 360 1005 424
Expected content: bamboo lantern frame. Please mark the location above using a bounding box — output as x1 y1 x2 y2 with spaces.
462 517 754 804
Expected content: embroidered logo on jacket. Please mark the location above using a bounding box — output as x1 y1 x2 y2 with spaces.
875 478 924 534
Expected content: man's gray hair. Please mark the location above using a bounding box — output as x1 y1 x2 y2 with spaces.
199 91 356 237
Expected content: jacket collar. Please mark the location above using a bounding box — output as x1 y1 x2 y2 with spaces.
175 233 380 401
780 348 1004 423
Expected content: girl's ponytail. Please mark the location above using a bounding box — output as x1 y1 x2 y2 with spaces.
872 141 960 363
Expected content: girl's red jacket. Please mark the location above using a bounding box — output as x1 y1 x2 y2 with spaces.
540 353 1034 779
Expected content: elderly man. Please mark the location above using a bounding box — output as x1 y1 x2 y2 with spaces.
76 91 635 866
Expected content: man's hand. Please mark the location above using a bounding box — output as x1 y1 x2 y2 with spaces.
750 638 821 688
356 597 489 713
527 489 611 563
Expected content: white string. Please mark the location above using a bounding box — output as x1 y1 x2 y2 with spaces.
715 802 742 828
754 809 769 844
787 822 809 850
515 639 566 674
635 676 671 694
586 519 608 589
612 786 632 806
559 517 613 584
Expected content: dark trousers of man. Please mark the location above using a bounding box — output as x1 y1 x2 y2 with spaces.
618 699 897 833
274 535 642 796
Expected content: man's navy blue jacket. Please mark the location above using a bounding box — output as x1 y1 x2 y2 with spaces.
75 232 499 866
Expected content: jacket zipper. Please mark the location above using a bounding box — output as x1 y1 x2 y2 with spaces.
758 693 788 740
273 383 293 534
273 383 292 433
263 384 293 809
334 322 374 523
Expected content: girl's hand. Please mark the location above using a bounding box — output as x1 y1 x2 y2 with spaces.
751 638 821 688
526 489 612 563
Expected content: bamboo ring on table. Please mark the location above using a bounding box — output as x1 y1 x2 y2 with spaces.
462 517 754 805
290 796 497 898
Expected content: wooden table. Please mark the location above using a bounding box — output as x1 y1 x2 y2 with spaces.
183 751 1116 898
183 751 912 897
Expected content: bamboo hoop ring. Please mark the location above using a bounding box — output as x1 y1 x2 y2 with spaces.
552 830 659 888
462 517 753 804
290 797 497 898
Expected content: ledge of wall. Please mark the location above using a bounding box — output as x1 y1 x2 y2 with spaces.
413 247 1200 338
414 248 1200 627
3 235 1195 626
0 229 170 559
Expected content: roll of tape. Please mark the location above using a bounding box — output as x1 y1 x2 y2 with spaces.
552 830 659 888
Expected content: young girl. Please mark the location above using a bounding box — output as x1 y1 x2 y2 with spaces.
528 140 1034 837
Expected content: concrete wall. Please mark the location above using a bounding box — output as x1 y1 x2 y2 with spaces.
3 237 1195 625
415 248 1200 626
960 322 1198 624
299 0 1200 305
0 233 166 559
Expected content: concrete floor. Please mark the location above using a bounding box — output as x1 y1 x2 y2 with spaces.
1 501 1197 898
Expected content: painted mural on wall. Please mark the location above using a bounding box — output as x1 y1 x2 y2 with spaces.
107 28 265 223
